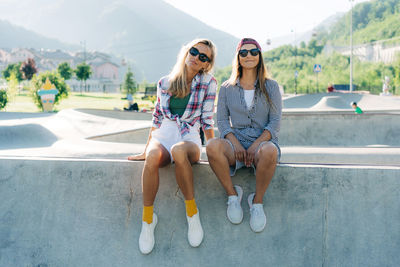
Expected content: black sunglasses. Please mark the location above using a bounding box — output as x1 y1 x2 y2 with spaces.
189 47 211 63
239 48 260 57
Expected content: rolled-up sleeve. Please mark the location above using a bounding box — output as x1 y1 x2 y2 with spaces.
264 80 282 140
217 84 234 138
151 80 163 129
200 78 217 130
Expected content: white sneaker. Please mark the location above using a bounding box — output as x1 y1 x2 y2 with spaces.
186 210 204 247
227 185 243 224
248 193 266 233
139 213 158 254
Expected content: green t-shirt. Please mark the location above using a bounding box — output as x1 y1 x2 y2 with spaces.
355 106 363 114
170 93 191 117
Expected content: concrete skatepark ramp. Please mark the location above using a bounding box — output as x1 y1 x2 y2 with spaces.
310 96 350 110
1 158 399 266
1 91 400 266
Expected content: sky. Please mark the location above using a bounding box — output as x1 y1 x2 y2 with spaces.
164 0 370 45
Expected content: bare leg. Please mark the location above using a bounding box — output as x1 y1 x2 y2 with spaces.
253 143 278 204
171 141 200 200
142 141 171 206
206 138 237 196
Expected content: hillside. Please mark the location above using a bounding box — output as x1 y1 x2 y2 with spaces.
214 0 400 95
320 0 400 45
0 20 77 51
0 0 239 82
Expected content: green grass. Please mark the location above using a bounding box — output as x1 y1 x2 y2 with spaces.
3 91 155 113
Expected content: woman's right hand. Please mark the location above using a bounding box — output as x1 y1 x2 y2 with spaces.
127 153 146 161
233 142 246 163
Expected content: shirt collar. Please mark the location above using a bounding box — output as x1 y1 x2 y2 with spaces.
193 73 202 83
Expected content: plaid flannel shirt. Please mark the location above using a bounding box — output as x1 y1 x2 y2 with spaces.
152 73 217 137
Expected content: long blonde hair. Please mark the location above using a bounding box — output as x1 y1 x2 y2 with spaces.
226 39 272 105
168 39 216 98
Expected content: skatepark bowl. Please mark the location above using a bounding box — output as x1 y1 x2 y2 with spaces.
1 92 399 266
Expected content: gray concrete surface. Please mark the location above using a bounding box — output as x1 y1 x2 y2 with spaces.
1 157 399 267
279 112 400 147
92 112 400 147
283 92 400 111
1 109 400 165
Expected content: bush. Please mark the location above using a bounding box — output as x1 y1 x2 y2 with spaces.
0 90 7 110
31 71 69 111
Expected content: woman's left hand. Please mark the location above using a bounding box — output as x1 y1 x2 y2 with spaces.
246 142 259 167
127 153 146 161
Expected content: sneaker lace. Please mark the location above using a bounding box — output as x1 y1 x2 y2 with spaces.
227 198 239 208
251 205 262 216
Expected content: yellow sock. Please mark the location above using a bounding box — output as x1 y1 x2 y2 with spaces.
142 205 153 224
185 199 198 217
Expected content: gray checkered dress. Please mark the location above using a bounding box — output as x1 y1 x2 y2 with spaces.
217 79 282 153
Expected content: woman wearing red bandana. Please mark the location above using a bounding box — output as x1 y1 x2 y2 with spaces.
207 38 282 233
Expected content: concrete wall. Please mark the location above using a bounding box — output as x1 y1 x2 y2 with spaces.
1 157 399 266
91 112 400 147
279 112 400 147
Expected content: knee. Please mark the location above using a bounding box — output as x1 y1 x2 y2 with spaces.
145 148 163 168
171 144 187 163
257 144 277 166
206 138 223 158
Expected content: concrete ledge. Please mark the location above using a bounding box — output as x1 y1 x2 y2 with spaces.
281 146 400 166
89 112 400 147
1 157 399 266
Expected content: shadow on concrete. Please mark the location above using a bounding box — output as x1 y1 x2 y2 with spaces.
75 108 153 121
0 124 58 149
0 112 54 120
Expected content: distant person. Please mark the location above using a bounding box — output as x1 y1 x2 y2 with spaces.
123 93 139 111
380 76 392 96
127 39 217 254
351 101 363 114
327 83 335 93
206 38 282 233
124 102 139 111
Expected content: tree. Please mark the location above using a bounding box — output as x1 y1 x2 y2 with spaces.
0 90 7 110
31 71 69 111
2 63 23 82
57 62 73 80
75 63 92 93
7 72 19 102
20 58 38 80
122 67 137 96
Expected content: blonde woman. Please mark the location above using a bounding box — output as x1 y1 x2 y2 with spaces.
128 39 217 254
206 38 282 232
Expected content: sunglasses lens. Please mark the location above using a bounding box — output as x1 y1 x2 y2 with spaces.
250 49 260 56
189 47 199 57
198 54 208 62
190 47 209 62
239 50 248 57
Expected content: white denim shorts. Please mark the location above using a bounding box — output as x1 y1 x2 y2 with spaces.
150 119 202 162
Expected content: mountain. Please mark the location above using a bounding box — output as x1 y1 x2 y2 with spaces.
319 0 400 45
0 0 239 82
0 20 77 51
264 12 344 51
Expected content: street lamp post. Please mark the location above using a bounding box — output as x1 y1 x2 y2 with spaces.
350 0 354 91
291 29 298 94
